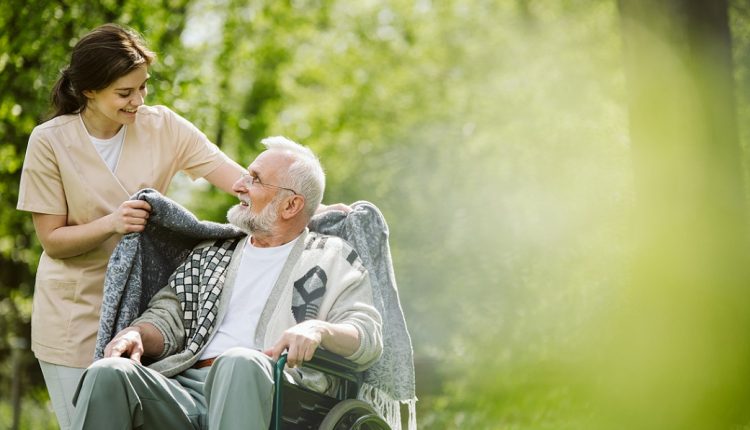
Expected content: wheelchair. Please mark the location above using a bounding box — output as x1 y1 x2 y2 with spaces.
270 349 391 430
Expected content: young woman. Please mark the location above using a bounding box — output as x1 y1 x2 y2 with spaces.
16 24 246 429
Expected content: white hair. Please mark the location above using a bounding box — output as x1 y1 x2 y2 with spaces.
260 136 325 219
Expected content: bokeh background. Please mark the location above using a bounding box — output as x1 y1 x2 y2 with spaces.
2 0 750 428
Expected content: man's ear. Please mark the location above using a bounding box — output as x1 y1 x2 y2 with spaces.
281 194 306 220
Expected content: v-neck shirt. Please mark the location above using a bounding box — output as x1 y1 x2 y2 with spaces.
79 115 126 172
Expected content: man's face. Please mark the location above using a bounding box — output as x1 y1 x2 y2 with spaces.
227 151 293 234
227 191 283 234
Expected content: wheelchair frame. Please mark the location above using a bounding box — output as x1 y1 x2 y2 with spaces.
271 350 390 430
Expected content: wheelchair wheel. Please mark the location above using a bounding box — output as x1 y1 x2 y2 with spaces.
318 399 391 430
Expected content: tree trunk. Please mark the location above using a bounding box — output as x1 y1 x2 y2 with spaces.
605 0 750 427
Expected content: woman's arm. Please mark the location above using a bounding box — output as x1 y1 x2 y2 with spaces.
32 199 152 259
202 160 245 194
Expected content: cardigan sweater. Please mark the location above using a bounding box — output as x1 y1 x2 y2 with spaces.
132 232 383 376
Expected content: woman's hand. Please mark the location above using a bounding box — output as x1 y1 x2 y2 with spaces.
109 199 151 234
316 202 352 215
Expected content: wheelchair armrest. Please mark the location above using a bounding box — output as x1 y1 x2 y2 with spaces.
302 349 361 376
277 349 362 385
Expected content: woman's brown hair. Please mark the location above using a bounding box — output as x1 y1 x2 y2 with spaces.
50 23 155 119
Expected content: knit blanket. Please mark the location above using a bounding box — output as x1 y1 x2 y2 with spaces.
94 188 244 360
309 202 417 430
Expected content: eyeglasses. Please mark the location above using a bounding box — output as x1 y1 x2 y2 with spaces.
240 173 298 195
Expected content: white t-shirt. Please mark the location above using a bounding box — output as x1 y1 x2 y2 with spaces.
80 115 126 172
199 235 300 359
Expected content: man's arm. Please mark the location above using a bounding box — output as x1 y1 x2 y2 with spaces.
105 285 185 363
263 320 360 368
264 249 383 369
104 323 164 364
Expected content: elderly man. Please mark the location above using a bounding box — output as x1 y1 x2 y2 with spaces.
71 136 383 430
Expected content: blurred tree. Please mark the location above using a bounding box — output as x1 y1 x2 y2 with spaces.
731 0 750 191
597 0 750 428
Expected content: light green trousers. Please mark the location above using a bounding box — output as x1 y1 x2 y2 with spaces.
39 360 85 430
71 347 276 430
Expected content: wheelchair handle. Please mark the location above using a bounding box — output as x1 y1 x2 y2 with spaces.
272 349 365 430
273 353 288 430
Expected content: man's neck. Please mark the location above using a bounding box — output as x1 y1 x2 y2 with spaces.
250 228 304 248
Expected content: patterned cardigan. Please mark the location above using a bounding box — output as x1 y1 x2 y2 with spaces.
132 231 383 376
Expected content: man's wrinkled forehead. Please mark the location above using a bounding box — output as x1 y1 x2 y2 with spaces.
248 150 292 178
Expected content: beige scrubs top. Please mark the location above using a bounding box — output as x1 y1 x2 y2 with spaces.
17 105 232 368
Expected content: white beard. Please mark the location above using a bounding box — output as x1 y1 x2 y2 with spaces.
227 197 279 234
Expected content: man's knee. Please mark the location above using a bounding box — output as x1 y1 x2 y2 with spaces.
87 356 138 375
211 348 273 382
80 358 138 390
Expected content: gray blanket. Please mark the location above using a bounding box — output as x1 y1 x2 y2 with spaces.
94 188 244 359
95 191 416 427
309 201 416 404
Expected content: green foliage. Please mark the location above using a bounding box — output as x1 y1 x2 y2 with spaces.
3 0 750 428
0 0 193 425
0 386 56 430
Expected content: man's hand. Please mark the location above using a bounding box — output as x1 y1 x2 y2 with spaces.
104 326 145 363
263 320 332 368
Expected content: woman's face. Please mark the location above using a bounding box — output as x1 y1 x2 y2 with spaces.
83 65 149 130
